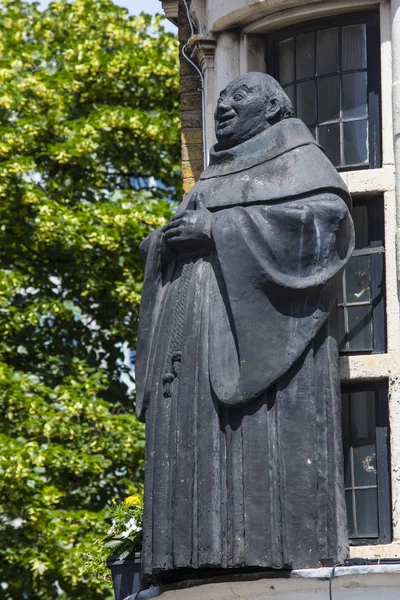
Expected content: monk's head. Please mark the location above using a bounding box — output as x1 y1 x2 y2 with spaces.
214 72 293 151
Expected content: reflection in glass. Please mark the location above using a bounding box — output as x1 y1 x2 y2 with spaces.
343 120 368 165
348 305 373 351
345 255 371 303
343 72 368 119
318 123 340 166
297 80 316 126
280 38 294 85
355 489 379 537
318 76 340 122
317 28 339 74
342 24 367 71
346 491 355 537
296 33 315 79
353 443 377 487
351 390 376 439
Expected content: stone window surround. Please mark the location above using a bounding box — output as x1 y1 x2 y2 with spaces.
178 0 400 559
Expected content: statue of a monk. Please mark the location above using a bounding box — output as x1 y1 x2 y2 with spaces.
136 72 355 584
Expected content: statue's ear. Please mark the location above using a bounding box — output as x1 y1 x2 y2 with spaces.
265 97 280 120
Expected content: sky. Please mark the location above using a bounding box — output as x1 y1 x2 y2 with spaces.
37 0 178 33
117 0 177 32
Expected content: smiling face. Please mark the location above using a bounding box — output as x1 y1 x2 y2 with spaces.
214 73 282 150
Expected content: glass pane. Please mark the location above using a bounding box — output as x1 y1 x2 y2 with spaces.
348 305 373 351
297 80 316 126
355 488 378 537
346 490 355 537
280 38 294 85
343 120 368 166
317 28 339 75
352 204 369 249
345 255 371 303
284 85 295 112
343 443 352 487
341 393 350 441
296 33 315 79
318 76 340 122
318 123 340 166
342 24 367 71
343 72 368 119
353 443 377 487
350 390 376 440
338 306 346 350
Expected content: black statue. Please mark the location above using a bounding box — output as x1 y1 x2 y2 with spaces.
136 72 355 584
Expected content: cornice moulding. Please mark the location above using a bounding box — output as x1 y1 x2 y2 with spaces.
186 34 217 70
159 0 178 26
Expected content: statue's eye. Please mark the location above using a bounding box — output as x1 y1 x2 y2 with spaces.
233 93 245 101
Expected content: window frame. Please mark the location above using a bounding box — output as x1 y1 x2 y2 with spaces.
266 10 382 171
339 195 386 355
341 380 391 545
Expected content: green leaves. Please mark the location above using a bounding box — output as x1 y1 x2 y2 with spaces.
0 0 180 598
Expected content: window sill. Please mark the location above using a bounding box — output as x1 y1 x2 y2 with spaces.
340 166 395 195
350 541 400 560
340 350 400 380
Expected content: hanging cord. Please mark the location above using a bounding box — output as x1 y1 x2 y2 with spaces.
133 587 149 600
328 563 344 600
181 0 208 169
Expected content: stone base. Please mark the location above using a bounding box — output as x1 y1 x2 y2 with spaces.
133 565 400 600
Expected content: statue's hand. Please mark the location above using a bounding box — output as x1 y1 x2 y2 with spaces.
163 194 213 251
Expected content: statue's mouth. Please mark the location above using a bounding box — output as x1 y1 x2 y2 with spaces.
217 113 235 129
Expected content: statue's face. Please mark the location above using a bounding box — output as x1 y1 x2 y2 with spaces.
214 76 279 150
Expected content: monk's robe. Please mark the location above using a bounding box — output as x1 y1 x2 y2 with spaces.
136 118 355 583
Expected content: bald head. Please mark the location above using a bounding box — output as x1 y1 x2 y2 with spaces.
214 72 293 150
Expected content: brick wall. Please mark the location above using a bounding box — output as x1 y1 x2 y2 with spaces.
178 0 204 194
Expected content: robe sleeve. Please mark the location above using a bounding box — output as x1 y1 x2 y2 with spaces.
208 192 355 407
135 228 164 421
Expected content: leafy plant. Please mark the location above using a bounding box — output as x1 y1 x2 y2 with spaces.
83 496 143 584
0 1 180 598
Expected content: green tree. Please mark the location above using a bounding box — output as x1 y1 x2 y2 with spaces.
0 0 180 597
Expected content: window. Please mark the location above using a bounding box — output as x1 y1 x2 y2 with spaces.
341 382 391 544
267 12 381 170
338 196 385 354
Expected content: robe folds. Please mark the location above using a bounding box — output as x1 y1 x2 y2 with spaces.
136 118 355 583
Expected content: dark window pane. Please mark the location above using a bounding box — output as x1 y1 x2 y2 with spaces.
318 76 340 122
343 444 352 487
296 32 315 79
343 72 368 119
345 255 371 303
317 27 339 74
341 393 350 441
355 488 378 537
284 84 295 111
318 123 340 166
352 204 369 249
297 80 316 126
279 38 294 85
351 390 376 439
338 306 346 350
342 24 367 71
353 443 377 486
343 120 368 166
348 305 373 351
346 491 355 537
